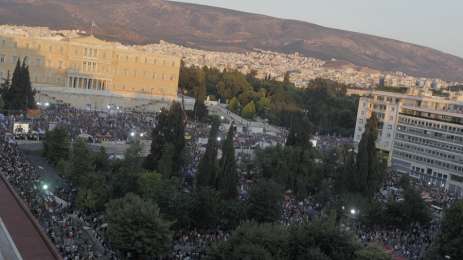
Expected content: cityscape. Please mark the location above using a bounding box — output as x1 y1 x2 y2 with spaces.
0 1 462 260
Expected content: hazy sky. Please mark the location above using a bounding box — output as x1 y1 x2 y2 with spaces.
176 0 463 58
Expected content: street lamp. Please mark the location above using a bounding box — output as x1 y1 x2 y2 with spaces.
140 133 144 137
217 137 221 142
44 102 50 107
42 184 49 191
130 132 136 137
220 116 225 120
350 208 357 216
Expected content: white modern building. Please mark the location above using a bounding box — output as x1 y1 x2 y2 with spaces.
352 88 463 197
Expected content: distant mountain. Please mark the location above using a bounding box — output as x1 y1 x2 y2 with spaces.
1 0 462 81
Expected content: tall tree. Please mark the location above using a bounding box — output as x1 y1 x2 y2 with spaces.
355 113 384 198
158 143 176 179
286 113 313 148
106 193 173 258
145 102 185 173
217 123 238 200
197 119 219 188
21 59 36 109
3 59 35 111
193 68 208 121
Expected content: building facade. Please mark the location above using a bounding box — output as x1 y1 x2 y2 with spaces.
353 89 463 197
0 29 180 110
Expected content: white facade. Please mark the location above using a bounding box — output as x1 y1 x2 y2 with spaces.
353 89 463 197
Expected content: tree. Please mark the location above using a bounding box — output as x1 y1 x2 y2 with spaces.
193 68 208 121
288 218 359 260
137 171 163 201
197 120 219 188
246 179 283 223
3 59 36 111
355 113 384 198
286 114 313 148
426 200 463 260
69 139 95 187
256 96 271 115
158 143 176 179
228 97 240 113
190 187 222 229
106 193 173 258
255 145 321 199
43 127 70 165
241 100 256 119
207 222 290 259
145 102 185 173
21 59 36 109
93 146 110 172
217 123 238 200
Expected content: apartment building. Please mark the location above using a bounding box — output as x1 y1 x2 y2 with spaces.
0 27 180 110
352 88 463 197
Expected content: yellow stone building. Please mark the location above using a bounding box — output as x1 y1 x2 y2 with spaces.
0 29 181 110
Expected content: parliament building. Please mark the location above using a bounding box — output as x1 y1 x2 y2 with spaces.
0 27 183 110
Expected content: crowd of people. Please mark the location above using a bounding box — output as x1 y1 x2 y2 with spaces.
357 223 439 260
0 137 114 259
10 104 157 142
1 104 461 260
171 230 230 259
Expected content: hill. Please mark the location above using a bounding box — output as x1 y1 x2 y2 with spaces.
0 0 462 81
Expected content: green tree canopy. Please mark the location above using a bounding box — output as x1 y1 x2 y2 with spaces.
246 179 283 223
145 101 185 173
426 200 463 259
217 123 238 200
2 59 36 111
228 97 240 113
197 119 220 188
106 193 173 258
43 127 70 165
354 113 385 198
241 100 256 119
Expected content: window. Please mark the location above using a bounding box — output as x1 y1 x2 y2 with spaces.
0 55 4 63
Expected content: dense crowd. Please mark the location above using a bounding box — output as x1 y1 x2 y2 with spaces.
1 106 461 260
0 137 115 259
11 105 157 142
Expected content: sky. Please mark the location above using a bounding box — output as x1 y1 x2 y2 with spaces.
176 0 463 58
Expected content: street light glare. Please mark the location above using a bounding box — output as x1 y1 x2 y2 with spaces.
130 132 135 137
42 184 49 191
350 209 356 215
